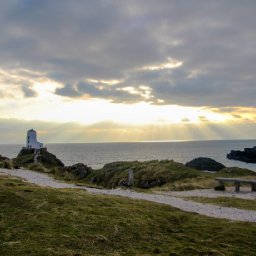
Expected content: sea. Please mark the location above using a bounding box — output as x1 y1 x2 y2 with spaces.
0 140 256 171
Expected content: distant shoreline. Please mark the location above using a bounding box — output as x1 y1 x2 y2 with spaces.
1 138 256 145
1 140 255 171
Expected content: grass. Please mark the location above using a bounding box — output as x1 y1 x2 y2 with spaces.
185 196 256 211
1 175 256 255
84 161 256 191
10 151 256 191
85 160 201 189
0 160 14 169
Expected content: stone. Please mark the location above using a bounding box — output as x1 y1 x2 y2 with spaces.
0 154 13 169
139 179 165 189
227 146 256 163
185 157 225 171
63 163 92 179
118 180 129 187
0 154 9 161
128 168 134 186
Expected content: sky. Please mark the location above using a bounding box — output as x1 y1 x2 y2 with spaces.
0 0 255 143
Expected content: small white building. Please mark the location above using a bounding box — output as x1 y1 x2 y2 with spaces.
26 129 43 149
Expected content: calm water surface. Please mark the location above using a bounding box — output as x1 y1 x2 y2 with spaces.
0 140 255 171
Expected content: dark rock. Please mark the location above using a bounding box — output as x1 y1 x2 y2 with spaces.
38 149 64 167
17 148 35 158
185 157 225 171
23 189 33 193
118 180 129 187
90 177 98 183
15 148 64 167
0 159 12 169
227 146 256 163
0 154 9 161
63 163 92 179
139 179 165 189
0 154 12 169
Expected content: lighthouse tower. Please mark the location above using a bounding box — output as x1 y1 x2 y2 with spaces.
26 129 43 149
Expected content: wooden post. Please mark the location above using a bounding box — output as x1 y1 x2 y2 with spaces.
128 169 134 187
235 181 240 192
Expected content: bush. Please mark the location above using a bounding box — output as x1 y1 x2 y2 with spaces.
27 163 52 173
0 160 13 169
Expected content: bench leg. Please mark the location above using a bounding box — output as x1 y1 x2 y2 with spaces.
214 181 225 191
252 184 256 192
235 182 240 192
220 181 225 191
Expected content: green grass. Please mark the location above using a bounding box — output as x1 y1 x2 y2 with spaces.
13 153 34 166
186 196 256 211
0 160 13 169
9 156 256 191
1 175 256 255
85 160 202 189
84 161 256 190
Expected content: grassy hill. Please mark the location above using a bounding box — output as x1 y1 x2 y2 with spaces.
0 174 256 255
54 160 256 191
8 149 256 191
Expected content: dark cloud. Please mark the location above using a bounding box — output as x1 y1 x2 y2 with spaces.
57 82 146 103
0 0 256 107
56 84 80 97
21 84 37 97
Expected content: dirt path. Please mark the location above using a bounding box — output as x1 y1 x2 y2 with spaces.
1 168 256 223
159 189 256 200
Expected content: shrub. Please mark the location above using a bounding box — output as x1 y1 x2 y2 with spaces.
27 163 52 173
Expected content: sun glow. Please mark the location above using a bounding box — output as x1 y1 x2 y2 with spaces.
0 78 254 143
32 80 63 98
141 57 183 71
0 92 230 126
0 73 249 132
87 78 123 85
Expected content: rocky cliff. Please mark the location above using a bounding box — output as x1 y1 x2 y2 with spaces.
227 146 256 163
14 148 64 167
185 157 225 171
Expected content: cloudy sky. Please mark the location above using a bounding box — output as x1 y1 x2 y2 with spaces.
0 0 255 143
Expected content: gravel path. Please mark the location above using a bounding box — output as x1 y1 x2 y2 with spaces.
1 168 256 223
160 189 256 200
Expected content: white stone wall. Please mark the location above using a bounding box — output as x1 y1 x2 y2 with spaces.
26 129 43 149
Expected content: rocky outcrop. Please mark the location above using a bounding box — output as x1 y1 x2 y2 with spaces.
62 163 92 179
15 148 64 167
118 178 165 188
0 154 12 169
139 179 165 189
0 154 9 161
185 157 225 171
227 146 256 163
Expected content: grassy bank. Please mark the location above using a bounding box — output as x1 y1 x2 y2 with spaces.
46 160 256 191
8 149 256 191
0 175 256 255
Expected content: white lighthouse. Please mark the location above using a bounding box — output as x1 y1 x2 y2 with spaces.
26 129 43 149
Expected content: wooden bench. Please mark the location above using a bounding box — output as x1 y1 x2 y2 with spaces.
215 178 256 192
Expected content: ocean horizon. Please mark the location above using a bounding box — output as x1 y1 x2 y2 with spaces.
1 139 256 171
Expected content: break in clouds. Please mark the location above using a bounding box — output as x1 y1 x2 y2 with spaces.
0 0 256 107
